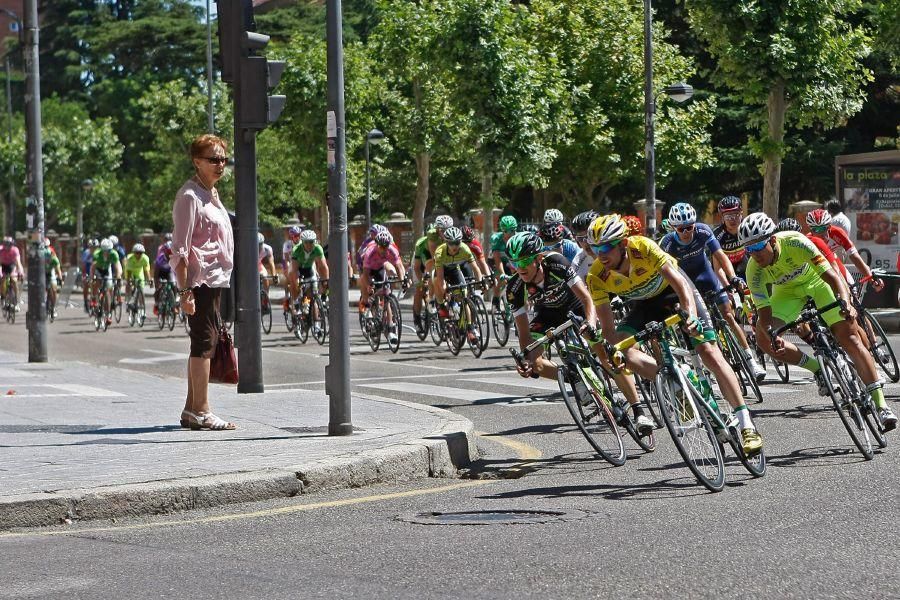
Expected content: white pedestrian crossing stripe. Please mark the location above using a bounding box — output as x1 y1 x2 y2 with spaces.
359 381 559 406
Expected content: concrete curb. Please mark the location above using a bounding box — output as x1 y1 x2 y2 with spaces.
0 397 477 530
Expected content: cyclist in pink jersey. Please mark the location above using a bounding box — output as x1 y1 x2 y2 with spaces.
359 231 407 342
0 237 23 307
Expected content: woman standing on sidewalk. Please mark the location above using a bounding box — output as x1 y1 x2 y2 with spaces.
170 134 236 431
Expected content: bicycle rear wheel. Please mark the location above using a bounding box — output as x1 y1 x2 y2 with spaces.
822 354 874 460
557 364 626 466
860 309 899 383
491 296 510 347
655 367 725 492
724 327 763 404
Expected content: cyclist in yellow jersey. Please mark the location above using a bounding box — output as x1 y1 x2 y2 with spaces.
741 213 897 429
585 215 763 456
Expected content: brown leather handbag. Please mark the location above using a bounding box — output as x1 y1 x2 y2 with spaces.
209 324 239 384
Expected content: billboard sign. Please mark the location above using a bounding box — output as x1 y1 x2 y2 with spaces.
839 165 900 271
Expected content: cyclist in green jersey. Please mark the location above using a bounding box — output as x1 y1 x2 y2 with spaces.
410 234 434 330
741 213 898 429
290 229 329 309
491 215 518 308
42 243 63 319
90 238 122 308
123 243 152 304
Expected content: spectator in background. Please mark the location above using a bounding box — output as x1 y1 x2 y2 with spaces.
171 133 236 431
826 199 851 236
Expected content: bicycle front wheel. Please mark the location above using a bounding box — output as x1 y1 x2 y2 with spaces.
860 309 900 383
260 292 272 335
429 303 444 345
136 289 146 328
100 293 111 332
491 296 511 347
557 365 626 466
464 298 485 358
386 295 401 354
470 294 490 352
113 294 123 324
724 327 763 404
822 355 874 460
312 295 328 345
655 367 725 492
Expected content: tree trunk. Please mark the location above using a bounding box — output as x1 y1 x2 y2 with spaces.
762 81 786 219
413 151 430 239
481 171 494 249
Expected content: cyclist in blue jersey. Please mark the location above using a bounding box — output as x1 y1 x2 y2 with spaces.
540 222 579 263
660 202 766 381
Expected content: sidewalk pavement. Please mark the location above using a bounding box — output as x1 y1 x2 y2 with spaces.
0 351 477 529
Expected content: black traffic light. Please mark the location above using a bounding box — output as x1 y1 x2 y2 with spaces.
216 0 286 130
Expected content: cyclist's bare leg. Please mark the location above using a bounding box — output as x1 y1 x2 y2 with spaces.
831 319 879 385
696 341 744 410
721 301 751 350
591 340 641 406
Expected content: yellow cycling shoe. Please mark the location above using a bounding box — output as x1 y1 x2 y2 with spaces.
741 428 763 457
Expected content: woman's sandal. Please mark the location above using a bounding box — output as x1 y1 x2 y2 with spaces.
194 412 237 431
180 410 202 428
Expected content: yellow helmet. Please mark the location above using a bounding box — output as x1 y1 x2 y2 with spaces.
587 214 628 246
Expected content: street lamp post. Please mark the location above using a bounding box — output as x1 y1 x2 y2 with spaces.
76 178 93 258
0 8 20 239
205 0 214 133
642 0 693 236
364 128 384 229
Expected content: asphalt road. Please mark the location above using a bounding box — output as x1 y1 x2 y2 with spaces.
3 293 900 599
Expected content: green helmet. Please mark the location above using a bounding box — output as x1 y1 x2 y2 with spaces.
499 215 518 233
506 231 543 262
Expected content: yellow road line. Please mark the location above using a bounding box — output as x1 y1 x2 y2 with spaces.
476 431 542 461
0 480 495 539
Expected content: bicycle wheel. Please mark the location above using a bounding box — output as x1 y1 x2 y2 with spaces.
715 399 766 477
635 373 663 428
654 366 726 492
127 293 136 327
414 303 429 341
429 303 444 345
491 296 510 347
557 364 626 466
470 294 490 352
446 317 463 356
312 295 328 345
859 309 900 383
100 293 111 332
136 289 146 328
46 294 55 323
5 285 16 324
384 295 401 353
296 308 310 343
260 292 272 335
821 354 874 460
724 327 763 404
113 292 123 324
464 298 485 358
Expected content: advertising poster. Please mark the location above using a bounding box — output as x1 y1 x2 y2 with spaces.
840 166 900 271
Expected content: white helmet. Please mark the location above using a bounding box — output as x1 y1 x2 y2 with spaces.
132 243 145 253
300 230 317 242
100 238 113 251
738 212 777 245
434 215 453 230
668 203 697 227
543 208 564 224
257 232 265 245
108 235 119 245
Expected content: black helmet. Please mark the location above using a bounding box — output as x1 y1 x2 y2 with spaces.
776 218 801 233
718 195 741 214
571 210 600 233
506 232 544 262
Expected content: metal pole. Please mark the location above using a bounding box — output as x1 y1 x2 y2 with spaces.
643 0 656 238
325 0 352 436
4 55 12 238
364 139 370 229
23 0 45 362
206 0 215 133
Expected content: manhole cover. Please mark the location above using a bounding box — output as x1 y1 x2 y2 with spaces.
397 509 588 526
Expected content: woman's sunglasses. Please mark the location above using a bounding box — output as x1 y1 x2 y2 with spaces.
202 156 228 165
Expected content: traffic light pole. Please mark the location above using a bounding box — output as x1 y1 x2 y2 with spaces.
23 0 46 363
325 0 352 436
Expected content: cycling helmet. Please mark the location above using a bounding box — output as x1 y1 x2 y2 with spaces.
288 225 301 237
668 202 697 226
543 208 564 225
661 219 674 233
164 232 173 241
434 215 453 230
89 238 100 247
461 226 476 243
806 208 832 228
300 230 317 242
776 218 801 233
257 232 265 245
374 231 393 247
571 210 600 233
718 195 741 214
132 243 145 253
587 214 628 246
368 224 381 237
100 238 113 251
498 215 518 233
622 214 644 237
540 222 564 242
505 232 543 262
443 226 463 244
738 212 777 245
2 235 12 244
522 223 540 234
108 235 119 245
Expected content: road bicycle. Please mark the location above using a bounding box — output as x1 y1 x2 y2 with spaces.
610 311 766 492
849 273 899 383
770 299 887 460
704 283 763 404
45 270 62 323
292 277 328 344
412 273 433 342
1 272 16 324
156 280 178 331
511 313 627 466
360 276 405 353
125 278 146 328
90 276 114 332
440 278 488 358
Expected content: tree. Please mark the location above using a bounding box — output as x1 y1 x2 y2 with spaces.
688 0 873 217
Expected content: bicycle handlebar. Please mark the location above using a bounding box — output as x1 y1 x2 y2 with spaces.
768 298 845 341
610 313 683 353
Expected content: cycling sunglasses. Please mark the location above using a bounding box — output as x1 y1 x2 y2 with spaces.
590 239 623 254
745 239 769 254
512 255 538 269
810 225 829 233
676 224 695 233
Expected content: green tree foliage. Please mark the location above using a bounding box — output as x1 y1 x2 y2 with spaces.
687 0 873 217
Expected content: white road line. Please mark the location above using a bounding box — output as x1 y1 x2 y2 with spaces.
359 382 558 406
461 376 560 391
119 349 188 364
2 384 125 398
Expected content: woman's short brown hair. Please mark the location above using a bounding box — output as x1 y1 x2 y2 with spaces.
190 134 228 159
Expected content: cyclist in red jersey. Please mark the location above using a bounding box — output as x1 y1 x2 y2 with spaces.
806 208 883 293
462 225 491 281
